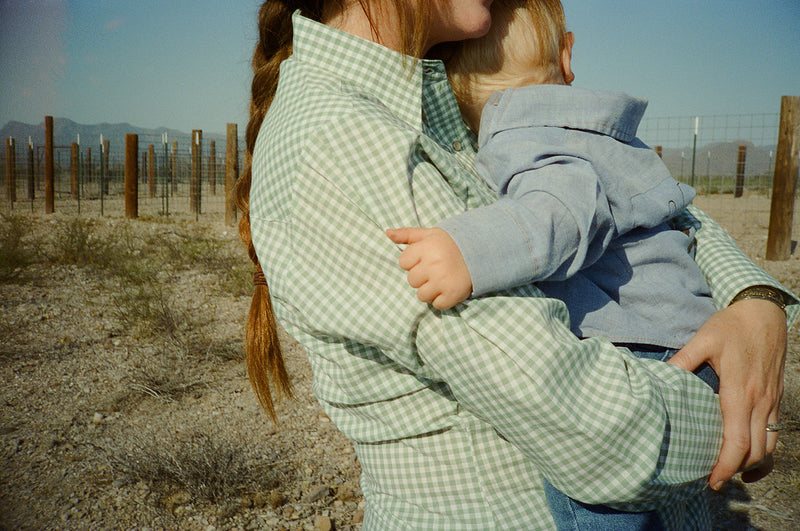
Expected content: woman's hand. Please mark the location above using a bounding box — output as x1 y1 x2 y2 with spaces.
667 298 787 490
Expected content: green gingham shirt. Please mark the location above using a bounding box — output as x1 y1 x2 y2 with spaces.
250 13 799 530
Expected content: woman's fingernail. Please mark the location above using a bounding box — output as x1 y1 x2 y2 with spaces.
712 481 724 491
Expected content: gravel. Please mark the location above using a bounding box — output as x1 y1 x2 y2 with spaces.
1 200 798 530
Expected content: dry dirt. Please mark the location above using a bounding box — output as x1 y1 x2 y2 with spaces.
1 194 799 531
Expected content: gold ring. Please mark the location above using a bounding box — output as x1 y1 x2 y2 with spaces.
766 423 783 432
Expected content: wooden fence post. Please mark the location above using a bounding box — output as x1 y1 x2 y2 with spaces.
160 135 170 215
766 96 800 260
148 144 156 198
190 130 202 216
208 140 216 195
71 142 79 199
125 134 138 219
36 144 42 193
45 116 54 214
734 145 747 198
12 139 17 202
225 123 238 226
5 138 16 202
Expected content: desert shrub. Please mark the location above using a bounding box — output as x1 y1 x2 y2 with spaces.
111 281 196 340
151 228 252 296
0 214 38 281
177 235 227 271
50 216 94 265
110 278 234 365
126 348 206 401
48 217 129 270
109 428 284 504
219 260 252 298
141 226 253 296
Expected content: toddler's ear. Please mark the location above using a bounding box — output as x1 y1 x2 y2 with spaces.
561 32 575 85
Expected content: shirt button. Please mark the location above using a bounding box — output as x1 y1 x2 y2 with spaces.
453 140 463 151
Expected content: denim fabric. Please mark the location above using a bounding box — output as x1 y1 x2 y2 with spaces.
542 348 717 530
543 478 665 531
633 347 720 392
439 85 717 349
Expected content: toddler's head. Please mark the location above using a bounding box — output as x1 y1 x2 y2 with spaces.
447 0 574 131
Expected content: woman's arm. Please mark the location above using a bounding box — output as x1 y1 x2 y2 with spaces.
668 206 799 489
263 116 724 508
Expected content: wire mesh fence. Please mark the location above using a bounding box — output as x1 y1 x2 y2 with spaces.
638 112 799 240
2 112 799 240
2 131 243 222
639 113 779 193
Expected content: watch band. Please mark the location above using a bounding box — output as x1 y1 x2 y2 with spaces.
730 285 787 313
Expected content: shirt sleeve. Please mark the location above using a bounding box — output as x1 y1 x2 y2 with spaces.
261 116 724 508
677 206 800 327
438 134 616 297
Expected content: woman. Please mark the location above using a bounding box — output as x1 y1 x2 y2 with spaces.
235 1 796 528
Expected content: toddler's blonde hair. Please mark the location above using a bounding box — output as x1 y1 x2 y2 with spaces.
447 0 569 118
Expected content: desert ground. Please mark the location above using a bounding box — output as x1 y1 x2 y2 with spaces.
1 192 799 530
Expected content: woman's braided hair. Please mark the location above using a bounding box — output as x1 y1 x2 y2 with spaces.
234 1 326 420
235 0 430 421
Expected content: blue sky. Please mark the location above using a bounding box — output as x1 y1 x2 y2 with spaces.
1 0 798 135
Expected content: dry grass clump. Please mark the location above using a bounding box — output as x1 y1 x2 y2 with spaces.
38 215 246 355
145 227 252 296
0 213 39 281
109 426 285 505
125 349 208 402
47 216 130 270
111 281 198 341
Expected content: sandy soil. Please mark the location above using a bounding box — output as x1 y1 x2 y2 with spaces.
1 194 798 530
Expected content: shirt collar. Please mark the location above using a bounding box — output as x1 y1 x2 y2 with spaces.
291 11 447 129
481 85 648 146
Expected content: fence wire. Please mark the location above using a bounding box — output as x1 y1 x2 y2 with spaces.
2 136 243 221
638 113 799 239
2 114 798 239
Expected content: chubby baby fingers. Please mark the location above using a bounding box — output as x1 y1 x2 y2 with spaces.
406 267 428 289
414 282 440 304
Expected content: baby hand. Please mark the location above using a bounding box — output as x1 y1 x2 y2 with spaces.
386 227 472 310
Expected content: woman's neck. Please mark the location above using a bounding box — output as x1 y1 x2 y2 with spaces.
327 4 406 53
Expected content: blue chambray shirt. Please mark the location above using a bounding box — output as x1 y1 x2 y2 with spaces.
438 85 718 349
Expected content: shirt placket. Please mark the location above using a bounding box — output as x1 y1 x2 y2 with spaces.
421 67 494 211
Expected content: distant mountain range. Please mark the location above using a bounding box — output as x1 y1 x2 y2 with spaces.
657 141 776 181
2 118 776 180
0 118 231 155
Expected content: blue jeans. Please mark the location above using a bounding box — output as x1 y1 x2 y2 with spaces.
543 347 718 530
543 480 665 531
